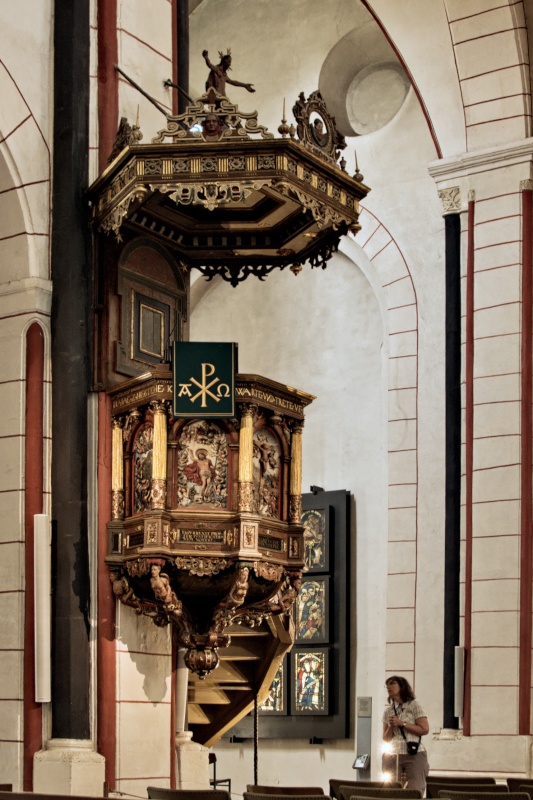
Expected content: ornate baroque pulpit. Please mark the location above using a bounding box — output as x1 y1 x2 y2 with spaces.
106 367 314 678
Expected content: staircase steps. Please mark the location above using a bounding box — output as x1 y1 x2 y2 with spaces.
187 614 294 746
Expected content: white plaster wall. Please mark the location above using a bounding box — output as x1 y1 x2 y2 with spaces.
0 2 52 138
190 251 387 792
190 0 383 127
364 0 466 158
189 0 465 159
117 0 175 145
0 2 52 282
114 604 174 793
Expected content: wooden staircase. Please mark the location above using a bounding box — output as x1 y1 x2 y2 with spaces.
188 614 293 746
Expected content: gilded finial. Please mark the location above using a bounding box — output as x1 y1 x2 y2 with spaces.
353 148 364 182
278 98 291 138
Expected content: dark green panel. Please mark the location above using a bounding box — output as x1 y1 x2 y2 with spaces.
173 342 237 418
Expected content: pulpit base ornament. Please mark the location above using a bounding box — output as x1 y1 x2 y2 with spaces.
111 555 302 678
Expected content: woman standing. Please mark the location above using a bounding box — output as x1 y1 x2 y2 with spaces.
382 675 430 792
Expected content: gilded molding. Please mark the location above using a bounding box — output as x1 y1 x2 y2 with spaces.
253 561 284 581
289 494 303 524
151 478 166 510
272 179 354 230
174 555 230 576
242 522 257 548
290 423 303 505
112 417 124 495
211 566 250 632
111 491 125 521
152 92 275 144
155 179 268 212
238 409 255 484
151 401 167 484
289 535 300 558
99 185 149 237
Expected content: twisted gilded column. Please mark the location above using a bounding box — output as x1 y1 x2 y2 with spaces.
289 422 304 522
151 400 168 510
238 404 256 512
111 416 125 520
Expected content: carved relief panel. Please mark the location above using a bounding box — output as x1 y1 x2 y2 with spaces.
252 427 281 518
132 423 153 514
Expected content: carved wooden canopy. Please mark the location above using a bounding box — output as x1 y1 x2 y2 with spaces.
88 90 370 286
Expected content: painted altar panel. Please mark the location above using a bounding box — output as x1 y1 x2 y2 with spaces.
259 658 287 715
302 507 330 572
294 576 329 643
291 648 329 715
175 420 230 509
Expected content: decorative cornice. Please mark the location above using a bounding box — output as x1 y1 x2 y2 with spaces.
0 276 53 318
428 138 533 182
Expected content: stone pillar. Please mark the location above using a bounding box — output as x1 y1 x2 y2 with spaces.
151 400 167 510
174 647 208 788
175 734 210 790
41 0 106 793
111 416 124 520
289 422 303 522
437 186 462 730
429 143 533 754
34 740 104 795
175 648 189 735
238 404 255 512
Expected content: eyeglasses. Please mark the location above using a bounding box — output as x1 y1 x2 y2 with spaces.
385 680 399 686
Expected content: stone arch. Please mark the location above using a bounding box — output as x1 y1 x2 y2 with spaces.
350 205 420 686
359 0 533 157
441 0 532 150
0 61 51 283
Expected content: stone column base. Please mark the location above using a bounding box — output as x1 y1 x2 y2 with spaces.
33 739 105 796
175 731 210 789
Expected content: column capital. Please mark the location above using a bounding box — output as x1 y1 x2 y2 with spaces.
239 402 258 419
150 399 168 415
437 186 461 214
